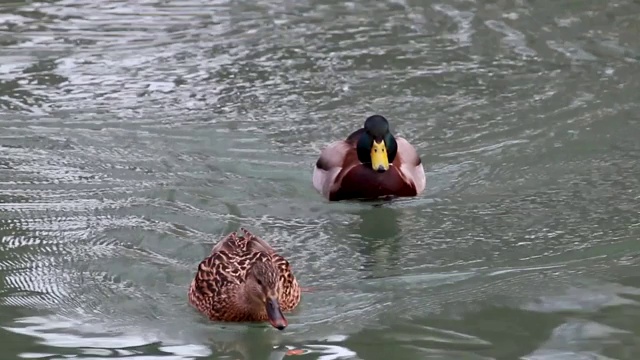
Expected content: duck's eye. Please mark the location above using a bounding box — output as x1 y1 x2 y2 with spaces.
374 149 378 152
257 279 263 286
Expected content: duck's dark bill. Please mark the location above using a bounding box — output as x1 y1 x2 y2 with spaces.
266 297 287 330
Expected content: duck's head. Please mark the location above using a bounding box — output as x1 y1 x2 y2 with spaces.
246 261 287 330
357 115 398 173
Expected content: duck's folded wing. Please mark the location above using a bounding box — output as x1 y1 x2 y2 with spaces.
312 141 351 198
396 137 426 194
272 254 300 310
193 252 241 297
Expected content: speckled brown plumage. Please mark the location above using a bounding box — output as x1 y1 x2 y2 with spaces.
188 228 301 325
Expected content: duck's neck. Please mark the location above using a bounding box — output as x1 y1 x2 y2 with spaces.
236 286 265 319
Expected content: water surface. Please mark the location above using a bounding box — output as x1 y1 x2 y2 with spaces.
2 0 640 359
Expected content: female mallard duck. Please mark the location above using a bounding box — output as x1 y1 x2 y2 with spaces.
188 228 301 330
312 115 426 201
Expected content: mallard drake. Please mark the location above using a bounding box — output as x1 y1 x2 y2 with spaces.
188 228 301 330
312 115 426 201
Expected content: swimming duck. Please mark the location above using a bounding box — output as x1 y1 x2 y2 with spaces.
312 115 426 201
188 228 301 330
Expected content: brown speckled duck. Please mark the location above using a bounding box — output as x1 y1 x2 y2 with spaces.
188 228 301 330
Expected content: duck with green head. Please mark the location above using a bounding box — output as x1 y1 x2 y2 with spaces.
312 115 426 201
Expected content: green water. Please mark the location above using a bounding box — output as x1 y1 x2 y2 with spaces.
1 0 640 359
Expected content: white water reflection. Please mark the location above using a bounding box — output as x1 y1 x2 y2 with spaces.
3 315 179 352
523 320 629 360
2 314 360 359
523 283 640 313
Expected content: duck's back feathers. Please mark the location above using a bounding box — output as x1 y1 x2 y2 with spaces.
210 228 275 256
344 127 366 144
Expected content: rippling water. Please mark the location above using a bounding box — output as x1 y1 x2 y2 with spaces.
1 0 640 359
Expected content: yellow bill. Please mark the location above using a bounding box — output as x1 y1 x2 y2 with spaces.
371 140 389 172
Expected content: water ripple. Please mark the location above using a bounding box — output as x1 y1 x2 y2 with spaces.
2 0 640 358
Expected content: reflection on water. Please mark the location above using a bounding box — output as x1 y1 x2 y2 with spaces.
1 315 359 359
2 0 640 358
352 205 402 272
